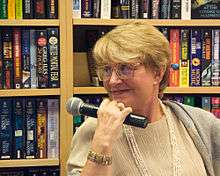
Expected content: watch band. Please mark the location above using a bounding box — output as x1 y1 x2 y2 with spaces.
87 150 112 166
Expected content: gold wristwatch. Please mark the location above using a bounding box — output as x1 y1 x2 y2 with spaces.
87 150 112 166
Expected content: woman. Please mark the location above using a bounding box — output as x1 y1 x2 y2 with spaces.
67 22 220 176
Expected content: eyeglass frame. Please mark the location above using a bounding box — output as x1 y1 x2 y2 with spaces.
96 62 144 81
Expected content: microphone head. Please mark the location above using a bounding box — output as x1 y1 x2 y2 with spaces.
66 97 83 116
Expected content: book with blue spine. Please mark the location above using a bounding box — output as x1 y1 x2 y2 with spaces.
13 97 25 159
81 0 93 18
0 98 13 159
25 97 37 159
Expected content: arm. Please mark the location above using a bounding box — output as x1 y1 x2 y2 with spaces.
80 99 132 176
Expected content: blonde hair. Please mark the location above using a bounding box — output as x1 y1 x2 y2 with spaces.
93 22 170 98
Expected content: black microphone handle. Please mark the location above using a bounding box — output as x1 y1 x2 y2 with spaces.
79 103 149 128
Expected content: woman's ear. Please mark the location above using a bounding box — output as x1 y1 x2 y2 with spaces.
153 68 165 85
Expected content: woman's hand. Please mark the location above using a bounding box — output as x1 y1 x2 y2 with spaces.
91 98 132 154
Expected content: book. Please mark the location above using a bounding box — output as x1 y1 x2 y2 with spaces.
72 0 81 18
81 0 93 18
13 98 25 159
93 0 100 18
211 97 220 118
35 0 46 19
201 96 211 112
192 0 220 19
0 31 3 89
169 29 180 87
0 0 8 19
15 0 23 19
180 29 190 87
30 29 38 88
47 0 58 19
181 0 191 19
36 30 49 88
190 29 202 86
22 29 31 88
201 29 212 86
139 0 150 19
0 98 13 159
130 0 139 19
8 0 16 19
47 28 60 88
23 0 34 19
47 99 59 158
184 96 195 106
171 0 181 19
36 98 47 158
13 28 22 89
211 29 220 86
25 97 37 159
151 0 160 19
100 0 111 19
2 29 13 89
160 0 171 19
120 0 130 19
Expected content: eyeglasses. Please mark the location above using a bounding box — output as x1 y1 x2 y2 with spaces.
97 62 143 81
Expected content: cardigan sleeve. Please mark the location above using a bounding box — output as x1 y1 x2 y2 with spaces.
66 117 97 176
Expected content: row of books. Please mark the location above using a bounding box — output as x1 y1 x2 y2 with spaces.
0 0 58 19
73 95 220 131
165 95 220 118
0 28 60 89
0 166 59 176
0 97 59 160
165 28 220 87
72 0 220 19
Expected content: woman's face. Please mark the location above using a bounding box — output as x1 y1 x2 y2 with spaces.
103 62 161 113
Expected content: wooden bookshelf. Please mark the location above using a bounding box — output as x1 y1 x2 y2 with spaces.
0 159 59 168
72 19 220 26
0 89 60 97
0 20 59 26
73 87 220 95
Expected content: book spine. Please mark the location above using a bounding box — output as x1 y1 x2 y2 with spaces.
92 0 100 18
139 0 150 19
13 98 25 159
130 0 139 19
211 29 220 86
35 0 46 19
36 30 49 88
111 1 121 19
22 29 31 88
25 97 37 159
100 0 111 19
47 99 59 158
191 1 220 19
47 0 58 19
160 0 171 19
169 29 180 87
2 30 14 89
8 0 15 19
47 28 60 88
72 0 81 18
0 98 13 159
120 0 130 19
211 97 220 119
0 31 3 89
81 0 93 18
180 29 189 87
0 0 8 19
181 0 191 19
184 96 195 106
30 29 38 88
36 98 47 158
201 96 211 112
171 0 181 19
15 0 23 19
151 0 160 19
23 0 34 19
13 28 22 89
201 29 212 86
190 29 202 86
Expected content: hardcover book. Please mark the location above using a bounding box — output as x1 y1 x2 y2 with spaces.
35 0 46 19
192 0 220 19
0 0 8 19
47 0 58 19
23 0 34 19
15 0 23 19
139 0 150 19
8 0 16 19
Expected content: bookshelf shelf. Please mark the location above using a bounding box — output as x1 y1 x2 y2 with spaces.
0 20 60 26
0 159 59 168
72 19 220 26
0 88 60 97
73 87 220 94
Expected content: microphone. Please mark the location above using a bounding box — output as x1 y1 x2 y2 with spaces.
66 97 149 128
